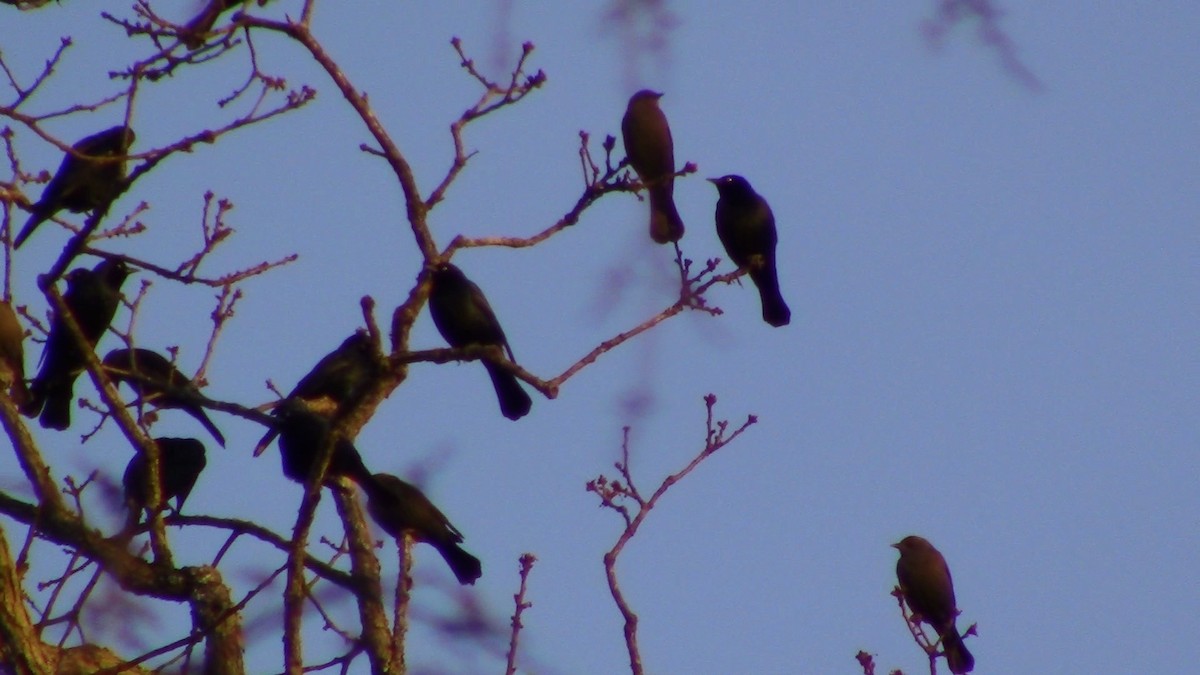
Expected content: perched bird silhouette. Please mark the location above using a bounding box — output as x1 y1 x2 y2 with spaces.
273 400 372 487
621 90 684 244
15 126 135 249
102 348 225 447
0 300 30 407
428 262 532 421
364 472 482 585
21 259 131 430
709 175 791 327
122 437 208 524
253 330 383 457
893 535 975 674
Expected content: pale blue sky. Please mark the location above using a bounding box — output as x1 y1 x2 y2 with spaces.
2 3 1197 673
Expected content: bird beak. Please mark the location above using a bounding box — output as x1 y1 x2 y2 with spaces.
706 177 719 184
890 542 901 549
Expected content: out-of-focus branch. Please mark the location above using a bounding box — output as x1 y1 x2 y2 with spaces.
921 0 1043 91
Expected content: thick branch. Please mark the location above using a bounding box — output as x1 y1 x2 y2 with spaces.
0 492 243 673
0 524 54 675
332 482 392 673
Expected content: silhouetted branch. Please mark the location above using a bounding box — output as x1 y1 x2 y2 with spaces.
425 38 546 210
504 553 536 675
588 395 757 675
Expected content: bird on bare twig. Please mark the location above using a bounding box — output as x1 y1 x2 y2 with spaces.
103 348 226 447
16 127 135 249
428 262 532 421
21 259 131 430
893 535 975 674
709 174 791 327
364 472 483 585
622 90 684 244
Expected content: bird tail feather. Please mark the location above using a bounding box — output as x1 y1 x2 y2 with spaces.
484 362 532 421
14 210 49 250
437 542 482 585
190 409 226 448
749 266 791 327
39 386 71 430
648 184 684 244
942 629 974 674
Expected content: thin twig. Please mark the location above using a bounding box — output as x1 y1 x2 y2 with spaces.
588 395 757 675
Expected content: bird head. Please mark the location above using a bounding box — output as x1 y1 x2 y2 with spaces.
96 258 132 286
630 89 664 102
83 126 136 157
707 174 754 196
893 535 933 555
429 260 467 285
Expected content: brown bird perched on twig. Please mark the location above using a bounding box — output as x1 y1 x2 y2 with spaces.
102 348 226 447
893 535 975 674
15 126 135 249
363 472 482 585
709 174 791 327
0 300 30 407
21 259 131 430
428 262 532 421
621 90 685 244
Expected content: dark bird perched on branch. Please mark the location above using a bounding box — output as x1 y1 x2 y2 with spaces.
102 348 226 447
273 400 372 487
21 259 131 430
621 90 684 244
122 437 208 524
893 535 975 674
428 262 532 421
363 472 482 585
253 330 383 457
709 175 791 327
0 301 30 407
15 126 135 249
